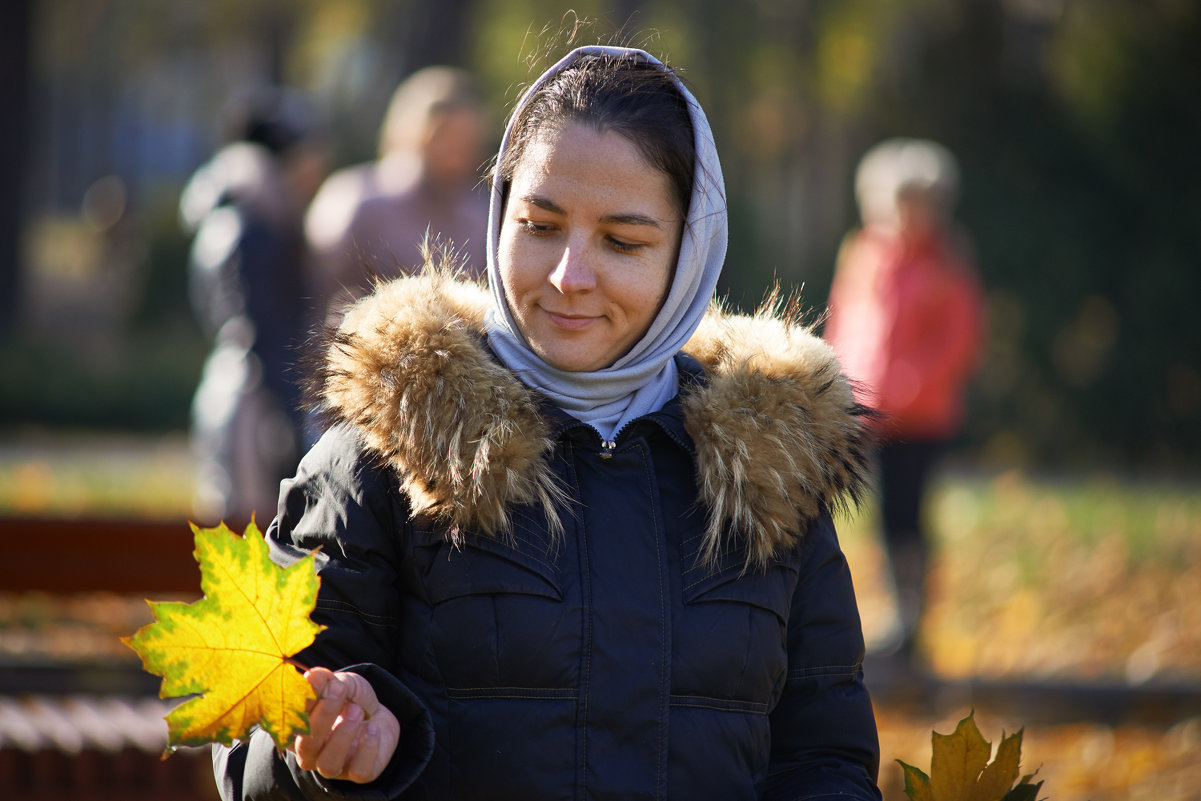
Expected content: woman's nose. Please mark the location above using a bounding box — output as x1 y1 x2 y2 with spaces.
548 240 596 292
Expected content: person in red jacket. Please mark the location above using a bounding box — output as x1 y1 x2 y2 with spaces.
825 138 986 667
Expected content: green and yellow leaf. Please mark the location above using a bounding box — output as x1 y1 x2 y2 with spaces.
123 520 325 751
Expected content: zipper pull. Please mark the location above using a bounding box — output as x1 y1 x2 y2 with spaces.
599 439 617 460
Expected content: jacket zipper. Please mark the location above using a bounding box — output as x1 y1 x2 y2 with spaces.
599 420 634 460
597 415 694 460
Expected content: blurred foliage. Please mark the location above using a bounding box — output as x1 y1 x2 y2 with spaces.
0 331 206 432
10 0 1201 474
2 181 204 431
877 709 1201 801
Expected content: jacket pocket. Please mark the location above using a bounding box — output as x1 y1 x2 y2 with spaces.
675 538 801 705
411 513 563 605
681 539 799 625
409 515 576 690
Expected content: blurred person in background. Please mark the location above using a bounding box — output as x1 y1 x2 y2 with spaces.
305 65 489 326
824 138 986 669
180 86 329 524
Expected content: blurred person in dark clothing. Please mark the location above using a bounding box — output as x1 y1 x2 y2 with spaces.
824 138 986 668
180 87 329 523
304 66 489 326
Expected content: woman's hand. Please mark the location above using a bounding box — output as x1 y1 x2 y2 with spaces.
292 667 401 784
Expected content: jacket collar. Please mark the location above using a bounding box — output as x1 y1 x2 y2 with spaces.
541 352 703 456
315 262 871 568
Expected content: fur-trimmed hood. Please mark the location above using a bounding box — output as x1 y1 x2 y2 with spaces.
314 265 871 568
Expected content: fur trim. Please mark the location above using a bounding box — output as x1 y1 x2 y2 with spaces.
315 262 870 566
682 289 872 569
315 258 567 545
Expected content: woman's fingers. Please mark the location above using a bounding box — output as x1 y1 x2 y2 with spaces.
294 668 349 769
292 669 401 783
313 702 366 779
340 672 382 717
343 721 383 783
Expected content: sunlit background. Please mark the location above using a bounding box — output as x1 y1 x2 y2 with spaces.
1 1 1198 799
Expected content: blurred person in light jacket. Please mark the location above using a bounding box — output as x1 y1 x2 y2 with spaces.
304 66 490 326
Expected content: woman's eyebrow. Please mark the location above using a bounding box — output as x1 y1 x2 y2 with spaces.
600 212 664 229
520 193 665 229
523 194 566 215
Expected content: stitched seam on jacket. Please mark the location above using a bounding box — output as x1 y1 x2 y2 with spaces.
669 694 769 714
787 664 859 680
456 534 558 576
315 599 399 626
445 687 578 700
564 440 592 795
643 440 668 801
681 569 742 592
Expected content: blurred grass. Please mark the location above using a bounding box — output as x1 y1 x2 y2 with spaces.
0 429 194 519
838 467 1201 684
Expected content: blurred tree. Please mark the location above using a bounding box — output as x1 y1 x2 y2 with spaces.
916 0 1201 470
0 0 33 336
10 0 1201 472
397 0 478 70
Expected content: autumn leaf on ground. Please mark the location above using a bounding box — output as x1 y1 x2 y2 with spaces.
123 520 325 752
898 711 1044 801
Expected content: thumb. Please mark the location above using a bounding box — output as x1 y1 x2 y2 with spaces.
303 667 336 713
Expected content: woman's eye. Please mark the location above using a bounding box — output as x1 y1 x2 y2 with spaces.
608 237 644 254
518 219 554 236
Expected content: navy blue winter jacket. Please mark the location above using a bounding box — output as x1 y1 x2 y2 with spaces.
213 272 882 801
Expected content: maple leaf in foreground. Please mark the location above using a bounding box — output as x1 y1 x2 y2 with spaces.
898 711 1044 801
123 520 325 752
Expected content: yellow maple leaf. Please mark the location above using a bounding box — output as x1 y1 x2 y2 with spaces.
898 711 1044 801
123 520 325 752
930 713 992 801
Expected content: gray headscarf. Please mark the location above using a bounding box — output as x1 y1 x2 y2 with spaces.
485 46 728 440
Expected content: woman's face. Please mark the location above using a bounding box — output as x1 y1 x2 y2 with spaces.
498 122 684 372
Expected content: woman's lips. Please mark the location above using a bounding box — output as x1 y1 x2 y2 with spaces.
545 311 596 331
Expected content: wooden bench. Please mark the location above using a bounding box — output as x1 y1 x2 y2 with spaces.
1 516 201 594
1 515 219 801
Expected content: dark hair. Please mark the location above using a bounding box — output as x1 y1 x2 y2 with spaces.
497 53 695 215
221 86 317 156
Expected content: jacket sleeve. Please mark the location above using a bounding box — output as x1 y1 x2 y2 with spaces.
213 424 435 801
763 509 883 801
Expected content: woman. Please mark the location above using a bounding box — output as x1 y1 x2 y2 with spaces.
215 45 882 800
